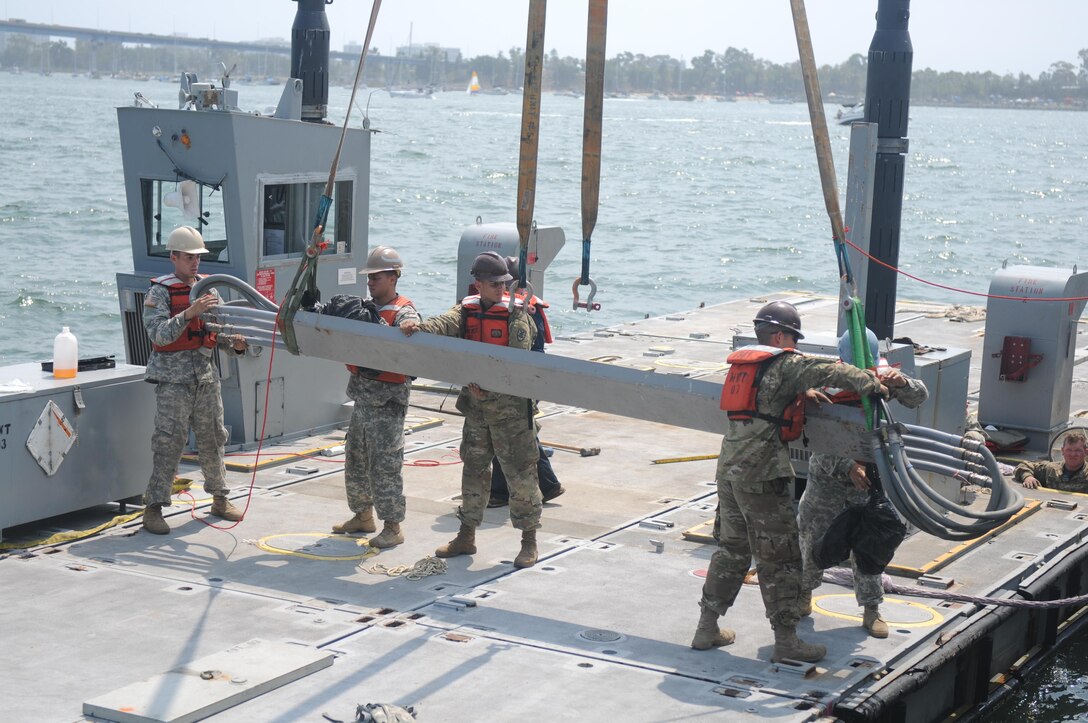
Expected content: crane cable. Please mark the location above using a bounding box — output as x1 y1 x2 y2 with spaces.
279 0 384 355
573 0 607 313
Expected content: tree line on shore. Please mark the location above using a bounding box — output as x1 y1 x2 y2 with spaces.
4 32 1087 108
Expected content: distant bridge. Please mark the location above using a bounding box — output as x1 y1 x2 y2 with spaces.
0 18 421 66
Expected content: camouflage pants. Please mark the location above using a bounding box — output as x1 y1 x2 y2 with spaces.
344 385 408 524
144 380 229 506
700 476 805 628
457 391 541 531
798 473 884 607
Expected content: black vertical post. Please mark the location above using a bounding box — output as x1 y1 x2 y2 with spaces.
291 0 331 123
863 0 912 339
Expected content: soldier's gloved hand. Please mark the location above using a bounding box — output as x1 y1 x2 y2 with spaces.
300 288 320 310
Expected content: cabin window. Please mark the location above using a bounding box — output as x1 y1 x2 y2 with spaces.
261 180 353 259
141 179 230 263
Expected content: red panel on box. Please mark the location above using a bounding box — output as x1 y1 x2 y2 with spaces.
255 268 276 303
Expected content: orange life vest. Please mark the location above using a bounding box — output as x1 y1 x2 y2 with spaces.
527 295 552 349
347 294 415 384
719 345 805 441
462 294 517 346
150 274 217 353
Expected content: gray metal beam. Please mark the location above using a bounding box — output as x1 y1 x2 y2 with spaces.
290 311 729 435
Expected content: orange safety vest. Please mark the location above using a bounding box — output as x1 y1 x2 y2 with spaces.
150 274 217 353
719 345 805 442
527 295 552 348
461 294 517 346
347 294 415 384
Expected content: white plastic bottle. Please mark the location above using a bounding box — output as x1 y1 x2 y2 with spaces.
53 327 78 379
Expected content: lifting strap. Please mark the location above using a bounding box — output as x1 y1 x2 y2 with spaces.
574 0 607 312
514 0 547 297
279 0 383 354
790 0 873 425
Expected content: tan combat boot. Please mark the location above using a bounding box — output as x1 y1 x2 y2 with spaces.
863 604 889 638
143 504 169 535
369 521 404 549
771 625 826 663
690 608 736 650
513 529 538 569
209 496 243 521
435 524 477 558
332 507 376 534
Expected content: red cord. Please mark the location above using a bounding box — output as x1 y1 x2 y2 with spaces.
842 236 1088 303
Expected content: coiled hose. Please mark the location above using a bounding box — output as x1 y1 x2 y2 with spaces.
871 399 1024 541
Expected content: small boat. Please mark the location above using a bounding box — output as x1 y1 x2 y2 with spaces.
388 87 435 100
835 100 865 125
466 70 480 95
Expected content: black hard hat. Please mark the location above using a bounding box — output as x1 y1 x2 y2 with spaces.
752 301 805 339
504 255 519 277
471 251 513 282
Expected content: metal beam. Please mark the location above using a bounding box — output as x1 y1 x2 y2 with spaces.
290 311 729 435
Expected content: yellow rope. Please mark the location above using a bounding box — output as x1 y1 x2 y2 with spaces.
0 510 144 551
0 477 194 551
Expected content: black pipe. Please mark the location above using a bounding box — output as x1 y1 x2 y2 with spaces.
291 0 332 122
862 0 912 340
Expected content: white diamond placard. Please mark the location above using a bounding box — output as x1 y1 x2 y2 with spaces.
26 400 77 476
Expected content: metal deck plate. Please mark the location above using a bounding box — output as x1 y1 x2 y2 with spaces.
82 639 333 723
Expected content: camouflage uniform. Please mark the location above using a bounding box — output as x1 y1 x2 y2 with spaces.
420 301 541 531
341 300 420 523
798 374 928 606
142 284 241 506
700 353 883 628
1013 459 1088 493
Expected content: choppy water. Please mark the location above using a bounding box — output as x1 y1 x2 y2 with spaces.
1 73 1088 717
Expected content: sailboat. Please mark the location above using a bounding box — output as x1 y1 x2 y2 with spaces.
466 70 481 95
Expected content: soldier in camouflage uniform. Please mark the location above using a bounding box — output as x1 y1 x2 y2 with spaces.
401 251 542 568
141 227 247 534
693 301 887 663
798 329 929 639
1014 431 1087 493
323 246 420 549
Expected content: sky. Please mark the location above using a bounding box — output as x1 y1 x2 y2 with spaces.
4 0 1087 77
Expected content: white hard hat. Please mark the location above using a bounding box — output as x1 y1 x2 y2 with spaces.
361 245 403 274
166 226 209 254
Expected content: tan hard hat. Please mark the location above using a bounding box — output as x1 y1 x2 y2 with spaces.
166 226 209 254
361 245 403 275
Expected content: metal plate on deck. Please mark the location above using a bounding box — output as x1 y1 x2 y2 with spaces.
82 639 333 723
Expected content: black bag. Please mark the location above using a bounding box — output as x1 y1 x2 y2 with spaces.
852 489 907 575
813 503 865 570
317 294 385 325
315 295 389 377
813 486 907 575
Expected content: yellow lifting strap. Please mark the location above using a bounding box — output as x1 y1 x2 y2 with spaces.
574 0 607 313
514 0 547 293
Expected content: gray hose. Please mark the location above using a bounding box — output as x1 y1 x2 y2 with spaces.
873 399 1024 540
191 274 280 312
